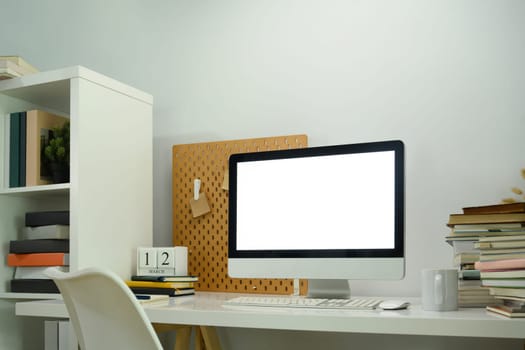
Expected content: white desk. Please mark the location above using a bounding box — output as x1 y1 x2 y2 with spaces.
15 292 525 340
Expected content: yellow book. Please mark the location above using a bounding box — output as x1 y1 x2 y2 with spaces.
125 280 194 289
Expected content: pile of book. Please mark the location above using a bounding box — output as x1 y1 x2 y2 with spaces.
450 239 488 308
7 211 70 293
447 202 525 315
8 109 69 188
126 275 198 297
465 203 525 318
0 56 38 80
446 202 525 307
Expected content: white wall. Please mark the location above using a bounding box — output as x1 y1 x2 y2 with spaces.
1 0 524 349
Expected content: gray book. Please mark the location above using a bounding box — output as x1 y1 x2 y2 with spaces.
21 225 70 240
14 266 69 279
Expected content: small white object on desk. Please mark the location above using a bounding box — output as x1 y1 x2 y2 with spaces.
378 300 410 310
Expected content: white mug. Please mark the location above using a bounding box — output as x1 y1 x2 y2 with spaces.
421 269 458 311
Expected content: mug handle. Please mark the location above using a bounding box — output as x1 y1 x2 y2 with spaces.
434 274 444 305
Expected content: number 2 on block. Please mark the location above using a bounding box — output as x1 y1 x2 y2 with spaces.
157 248 175 268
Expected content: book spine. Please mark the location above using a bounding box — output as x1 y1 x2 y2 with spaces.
9 239 69 254
25 211 70 227
10 279 59 293
475 258 525 271
9 112 20 187
131 275 198 282
19 112 26 186
7 253 69 266
14 266 69 279
126 280 194 289
21 225 70 240
128 287 177 296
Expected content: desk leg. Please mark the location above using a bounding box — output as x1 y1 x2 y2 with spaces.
152 323 192 350
152 323 221 350
195 327 205 350
199 326 222 350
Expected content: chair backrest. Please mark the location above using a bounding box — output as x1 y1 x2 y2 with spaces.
46 267 163 350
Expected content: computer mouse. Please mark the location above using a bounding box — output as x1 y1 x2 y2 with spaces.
378 300 410 310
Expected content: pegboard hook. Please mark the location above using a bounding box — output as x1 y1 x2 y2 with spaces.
194 179 201 200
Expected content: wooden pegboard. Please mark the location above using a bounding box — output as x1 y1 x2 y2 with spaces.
172 135 308 294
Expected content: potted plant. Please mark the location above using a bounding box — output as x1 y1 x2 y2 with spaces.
44 120 70 183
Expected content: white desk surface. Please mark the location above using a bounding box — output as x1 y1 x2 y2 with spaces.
15 292 525 339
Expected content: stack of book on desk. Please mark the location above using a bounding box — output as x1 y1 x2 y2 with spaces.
7 211 70 293
476 258 525 318
446 202 525 307
468 204 525 318
126 275 198 297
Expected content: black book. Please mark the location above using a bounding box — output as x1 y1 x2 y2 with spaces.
10 279 59 293
9 239 69 254
129 287 194 297
131 275 198 282
25 211 69 227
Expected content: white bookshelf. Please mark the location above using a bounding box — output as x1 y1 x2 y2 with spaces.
0 66 153 298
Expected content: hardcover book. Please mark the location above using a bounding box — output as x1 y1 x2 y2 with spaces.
463 203 525 215
9 112 21 187
475 258 525 271
481 270 525 279
25 211 70 227
125 280 195 289
447 213 525 227
9 239 69 254
14 266 69 279
486 304 525 318
21 225 70 240
19 112 26 186
0 56 38 79
488 287 525 299
482 279 525 288
0 56 38 73
7 252 70 267
10 279 58 293
131 275 198 283
129 286 195 297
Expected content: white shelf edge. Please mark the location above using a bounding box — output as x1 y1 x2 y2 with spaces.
0 183 69 196
0 66 153 105
0 292 61 300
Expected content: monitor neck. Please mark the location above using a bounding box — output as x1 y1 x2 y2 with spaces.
307 279 351 299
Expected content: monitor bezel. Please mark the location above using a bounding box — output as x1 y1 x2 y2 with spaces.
228 140 404 260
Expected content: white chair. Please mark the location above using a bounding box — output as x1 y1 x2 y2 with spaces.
46 267 163 350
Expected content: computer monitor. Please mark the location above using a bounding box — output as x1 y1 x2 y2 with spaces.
228 140 405 298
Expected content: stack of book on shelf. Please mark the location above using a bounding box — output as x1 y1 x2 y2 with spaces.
446 202 525 307
126 275 198 297
0 56 38 80
7 109 69 188
7 211 70 293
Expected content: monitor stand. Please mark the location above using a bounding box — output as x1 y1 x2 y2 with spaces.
307 279 351 299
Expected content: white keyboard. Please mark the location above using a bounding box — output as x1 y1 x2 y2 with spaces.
224 296 382 310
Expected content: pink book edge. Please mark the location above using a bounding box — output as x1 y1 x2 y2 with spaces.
475 258 525 271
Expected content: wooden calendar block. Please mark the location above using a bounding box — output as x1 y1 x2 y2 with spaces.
136 247 188 276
